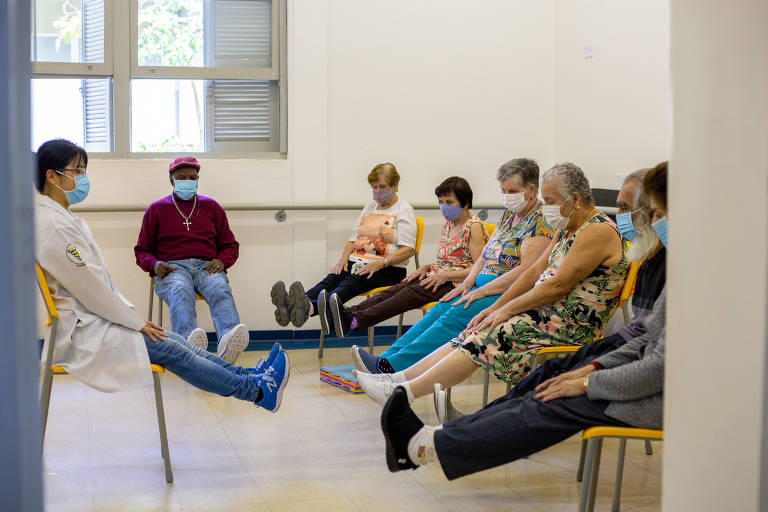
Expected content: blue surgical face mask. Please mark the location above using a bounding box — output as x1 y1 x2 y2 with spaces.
174 179 198 200
440 204 464 221
616 212 639 241
652 217 668 248
55 172 90 205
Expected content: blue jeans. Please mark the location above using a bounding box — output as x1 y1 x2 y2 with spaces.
154 258 240 340
380 273 501 371
143 330 260 402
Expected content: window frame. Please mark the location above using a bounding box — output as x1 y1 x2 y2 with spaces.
30 0 287 159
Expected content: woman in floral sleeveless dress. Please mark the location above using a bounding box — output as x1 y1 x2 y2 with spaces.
355 163 630 406
457 212 628 385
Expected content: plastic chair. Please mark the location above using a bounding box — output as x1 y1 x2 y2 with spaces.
577 426 663 512
148 279 204 328
36 264 174 484
318 217 424 357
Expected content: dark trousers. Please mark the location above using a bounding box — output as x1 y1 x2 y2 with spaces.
434 391 629 480
305 261 406 316
508 333 628 398
349 280 455 330
433 333 631 480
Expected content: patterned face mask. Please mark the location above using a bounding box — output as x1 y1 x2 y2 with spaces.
373 188 395 206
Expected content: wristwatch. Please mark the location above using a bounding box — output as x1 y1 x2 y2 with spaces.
383 258 389 267
584 374 590 391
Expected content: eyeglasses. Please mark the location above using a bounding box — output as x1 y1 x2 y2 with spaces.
56 168 87 176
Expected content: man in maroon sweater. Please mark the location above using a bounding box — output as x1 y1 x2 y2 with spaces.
135 156 248 364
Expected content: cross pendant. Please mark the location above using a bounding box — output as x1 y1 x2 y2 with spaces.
183 219 191 231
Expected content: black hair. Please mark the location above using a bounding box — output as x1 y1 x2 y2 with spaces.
35 139 88 192
435 176 473 209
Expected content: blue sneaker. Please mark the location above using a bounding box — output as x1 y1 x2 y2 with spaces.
350 345 382 374
253 350 290 413
249 342 282 375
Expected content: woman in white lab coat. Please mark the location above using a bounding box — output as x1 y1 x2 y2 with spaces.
34 139 289 412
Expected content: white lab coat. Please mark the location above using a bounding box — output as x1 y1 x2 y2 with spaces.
35 193 152 392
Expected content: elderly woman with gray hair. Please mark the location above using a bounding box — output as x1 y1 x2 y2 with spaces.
351 158 552 374
356 162 630 406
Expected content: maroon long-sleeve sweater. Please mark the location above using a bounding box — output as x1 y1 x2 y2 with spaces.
134 194 239 276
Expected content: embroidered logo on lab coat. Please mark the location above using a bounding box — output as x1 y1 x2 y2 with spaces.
66 244 86 266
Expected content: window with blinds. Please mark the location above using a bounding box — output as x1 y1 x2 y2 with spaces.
30 0 286 156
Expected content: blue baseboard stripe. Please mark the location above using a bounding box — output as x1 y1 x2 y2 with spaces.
38 325 412 354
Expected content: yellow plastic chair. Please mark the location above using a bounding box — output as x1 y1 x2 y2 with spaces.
148 279 204 328
318 217 425 357
577 426 663 512
36 264 174 483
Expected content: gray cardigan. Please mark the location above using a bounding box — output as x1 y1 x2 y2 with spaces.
587 287 666 429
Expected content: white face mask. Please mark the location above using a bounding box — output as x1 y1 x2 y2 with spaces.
542 194 575 231
501 192 527 213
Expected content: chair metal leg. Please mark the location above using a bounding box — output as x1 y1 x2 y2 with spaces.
152 372 173 484
481 368 490 407
612 438 627 512
576 438 588 482
148 281 154 322
158 297 163 328
40 367 54 443
578 438 603 512
396 313 403 339
645 439 653 455
318 330 325 358
367 326 375 353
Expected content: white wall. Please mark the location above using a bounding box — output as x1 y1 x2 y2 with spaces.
664 1 768 510
553 0 670 189
68 0 670 334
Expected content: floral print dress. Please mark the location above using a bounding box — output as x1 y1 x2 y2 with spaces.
428 216 488 279
456 212 629 385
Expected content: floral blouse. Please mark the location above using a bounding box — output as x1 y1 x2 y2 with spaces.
429 216 488 280
479 204 552 277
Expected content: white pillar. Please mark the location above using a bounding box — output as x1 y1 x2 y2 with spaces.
0 1 43 511
665 1 768 510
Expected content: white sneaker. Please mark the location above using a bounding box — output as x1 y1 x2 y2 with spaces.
354 369 397 406
217 324 249 364
187 328 208 351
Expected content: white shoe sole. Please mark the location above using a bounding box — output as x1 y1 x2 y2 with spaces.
350 345 368 373
187 328 208 351
219 324 249 364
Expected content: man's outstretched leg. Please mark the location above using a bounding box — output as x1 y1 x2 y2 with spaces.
144 332 290 412
381 386 627 480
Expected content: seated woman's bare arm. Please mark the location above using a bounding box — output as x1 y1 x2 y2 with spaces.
455 235 553 308
420 222 488 291
356 245 415 278
478 223 622 331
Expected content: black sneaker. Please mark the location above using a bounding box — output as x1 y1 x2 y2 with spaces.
329 293 353 339
270 281 290 327
288 281 311 328
381 387 424 472
317 289 330 336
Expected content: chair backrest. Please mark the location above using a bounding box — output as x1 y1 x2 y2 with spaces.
35 263 58 323
414 217 425 255
483 222 496 238
619 261 641 306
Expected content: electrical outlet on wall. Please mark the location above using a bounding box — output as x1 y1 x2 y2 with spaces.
584 45 594 59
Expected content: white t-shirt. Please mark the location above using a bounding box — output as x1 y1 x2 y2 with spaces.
347 198 417 269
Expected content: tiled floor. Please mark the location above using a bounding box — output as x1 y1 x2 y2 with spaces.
43 347 662 511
